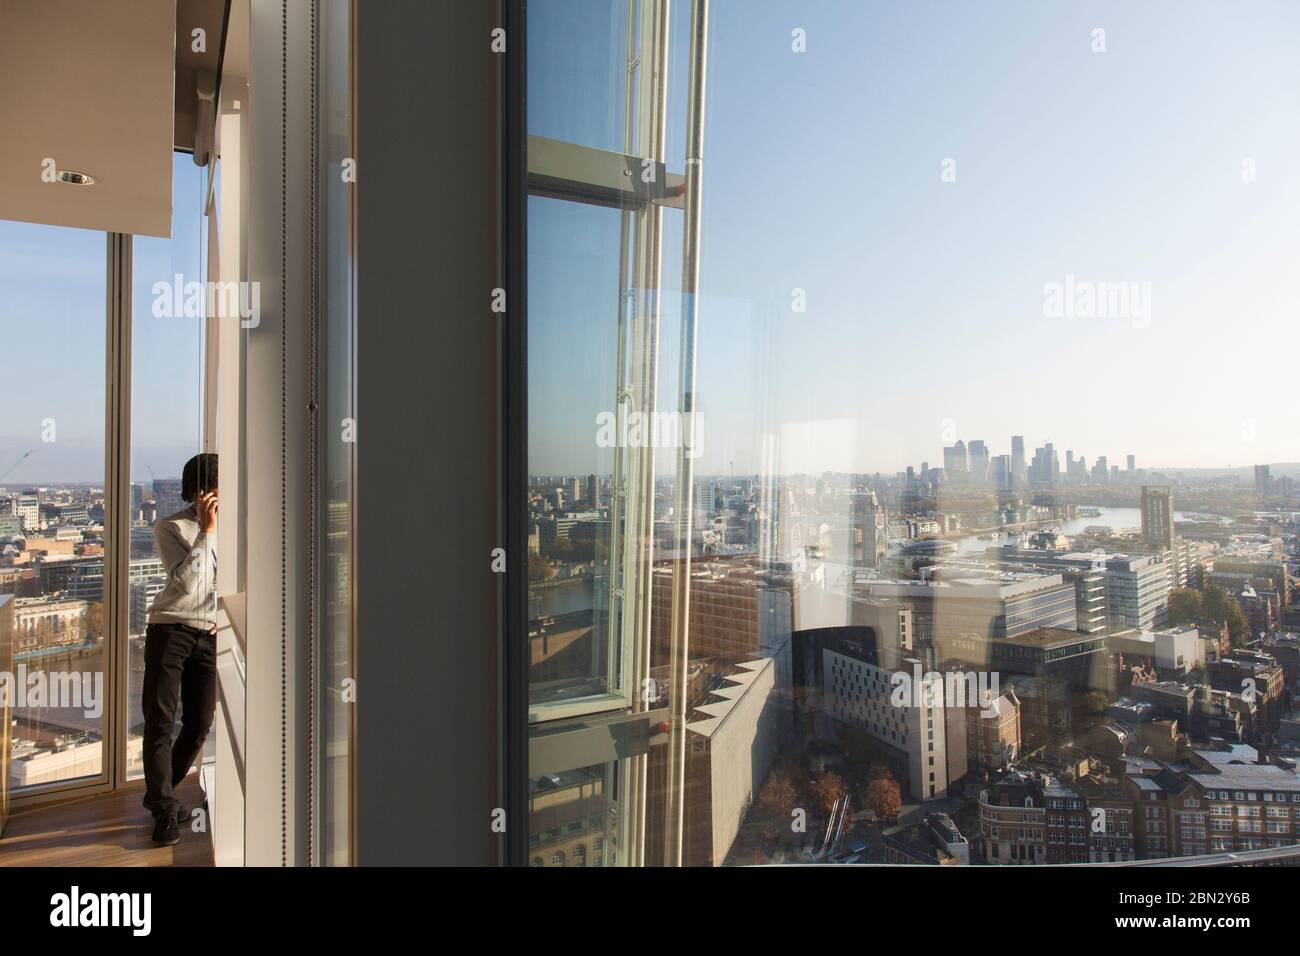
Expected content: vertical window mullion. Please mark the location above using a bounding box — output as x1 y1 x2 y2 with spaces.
105 233 133 790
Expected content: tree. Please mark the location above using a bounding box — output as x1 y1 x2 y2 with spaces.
757 767 797 817
1167 588 1204 626
544 537 596 563
527 553 554 582
1082 690 1110 717
1225 601 1250 647
866 762 894 783
756 767 798 847
1202 584 1232 625
83 601 104 641
812 770 846 819
865 775 902 823
1202 583 1250 647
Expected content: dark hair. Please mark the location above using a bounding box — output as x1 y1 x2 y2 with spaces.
181 453 219 503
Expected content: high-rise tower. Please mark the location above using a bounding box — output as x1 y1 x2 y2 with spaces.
1140 485 1174 551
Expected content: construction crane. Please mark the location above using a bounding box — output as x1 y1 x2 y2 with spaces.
0 450 31 485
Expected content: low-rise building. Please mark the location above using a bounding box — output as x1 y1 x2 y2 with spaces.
1193 756 1300 853
12 594 89 652
1124 745 1300 858
883 812 970 865
1207 650 1285 739
978 771 1045 864
681 656 789 867
1077 772 1136 862
966 688 1020 773
1109 625 1205 678
1043 777 1090 864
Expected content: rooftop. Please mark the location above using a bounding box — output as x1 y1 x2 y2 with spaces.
1186 763 1300 791
685 658 773 739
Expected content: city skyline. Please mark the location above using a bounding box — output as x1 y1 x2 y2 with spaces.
521 439 1300 484
11 429 1300 487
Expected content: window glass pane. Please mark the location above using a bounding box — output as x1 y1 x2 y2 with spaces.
127 153 207 779
0 221 107 790
528 0 633 154
526 0 1300 865
527 197 624 713
529 762 622 867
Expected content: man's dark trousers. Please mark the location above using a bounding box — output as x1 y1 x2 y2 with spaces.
141 622 217 817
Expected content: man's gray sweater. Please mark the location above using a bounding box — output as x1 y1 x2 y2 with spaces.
147 506 218 630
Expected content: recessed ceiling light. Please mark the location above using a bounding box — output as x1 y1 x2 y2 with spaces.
57 170 95 186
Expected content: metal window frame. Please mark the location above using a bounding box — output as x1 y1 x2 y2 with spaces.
106 232 134 793
308 0 360 871
306 0 359 869
503 0 529 868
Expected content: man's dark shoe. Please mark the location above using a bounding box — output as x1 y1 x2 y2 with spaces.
151 811 180 846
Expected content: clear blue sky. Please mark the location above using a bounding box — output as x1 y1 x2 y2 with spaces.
0 153 205 484
528 0 1300 477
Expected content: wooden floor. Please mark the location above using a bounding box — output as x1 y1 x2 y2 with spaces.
0 774 212 867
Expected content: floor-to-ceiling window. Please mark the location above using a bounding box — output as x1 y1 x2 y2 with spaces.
0 221 109 793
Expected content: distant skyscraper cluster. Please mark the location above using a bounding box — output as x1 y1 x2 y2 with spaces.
933 434 1140 489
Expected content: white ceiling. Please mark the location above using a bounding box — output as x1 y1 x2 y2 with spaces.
0 0 177 238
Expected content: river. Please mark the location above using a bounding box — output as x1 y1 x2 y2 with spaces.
955 505 1186 554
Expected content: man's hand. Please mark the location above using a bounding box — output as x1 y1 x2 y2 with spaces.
197 491 219 534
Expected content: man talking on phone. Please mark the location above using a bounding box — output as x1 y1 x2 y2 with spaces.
142 452 219 846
